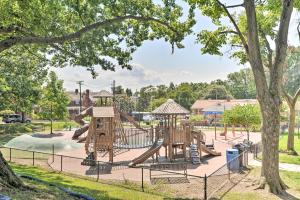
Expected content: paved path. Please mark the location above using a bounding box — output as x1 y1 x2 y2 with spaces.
250 159 300 172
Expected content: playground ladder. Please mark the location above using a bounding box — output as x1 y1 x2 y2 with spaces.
190 144 201 165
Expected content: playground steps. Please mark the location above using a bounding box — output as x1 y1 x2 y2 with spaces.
81 152 96 166
190 144 201 165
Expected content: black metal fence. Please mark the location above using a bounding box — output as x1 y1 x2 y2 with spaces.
0 146 250 200
253 141 262 159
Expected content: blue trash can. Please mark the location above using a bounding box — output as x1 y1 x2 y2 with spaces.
226 149 239 171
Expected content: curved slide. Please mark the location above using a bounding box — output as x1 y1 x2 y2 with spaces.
129 139 164 166
199 143 221 156
72 107 93 139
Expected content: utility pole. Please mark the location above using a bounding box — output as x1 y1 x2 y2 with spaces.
76 81 84 112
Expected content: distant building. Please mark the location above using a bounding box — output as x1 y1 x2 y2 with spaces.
191 99 258 116
66 89 112 119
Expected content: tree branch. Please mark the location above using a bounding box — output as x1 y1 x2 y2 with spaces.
219 30 239 35
282 88 293 107
292 88 300 105
259 28 273 69
271 0 294 96
244 0 269 101
0 15 178 53
216 0 248 53
226 3 244 9
0 25 22 34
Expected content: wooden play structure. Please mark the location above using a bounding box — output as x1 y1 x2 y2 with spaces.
73 90 154 165
129 99 221 166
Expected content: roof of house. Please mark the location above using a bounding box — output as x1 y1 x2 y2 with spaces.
191 99 258 111
67 90 113 102
93 90 113 98
152 99 190 115
93 107 115 118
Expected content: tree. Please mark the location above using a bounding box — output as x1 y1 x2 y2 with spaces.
39 71 70 133
149 98 167 111
0 52 47 188
204 85 232 100
0 52 47 121
125 88 133 97
282 47 300 152
226 68 256 99
173 83 195 109
189 0 297 193
0 0 194 76
223 104 261 141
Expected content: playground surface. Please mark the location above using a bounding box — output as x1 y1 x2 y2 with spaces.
48 129 261 182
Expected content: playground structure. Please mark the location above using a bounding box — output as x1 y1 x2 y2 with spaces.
72 92 221 166
129 99 221 166
72 90 154 165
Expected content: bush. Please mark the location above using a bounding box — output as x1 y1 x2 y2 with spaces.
0 109 14 116
189 114 204 122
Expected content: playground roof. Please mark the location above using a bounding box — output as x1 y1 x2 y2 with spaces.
93 90 113 98
152 99 190 115
93 107 115 117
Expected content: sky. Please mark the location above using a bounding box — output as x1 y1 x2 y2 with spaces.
52 1 300 92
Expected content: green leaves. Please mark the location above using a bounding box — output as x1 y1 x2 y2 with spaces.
223 104 261 130
0 0 194 75
38 71 70 120
197 27 227 55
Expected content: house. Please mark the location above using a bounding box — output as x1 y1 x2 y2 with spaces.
191 99 258 116
67 89 113 119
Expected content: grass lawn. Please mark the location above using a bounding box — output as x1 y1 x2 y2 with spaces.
221 167 300 200
9 164 169 200
0 121 79 145
278 132 300 165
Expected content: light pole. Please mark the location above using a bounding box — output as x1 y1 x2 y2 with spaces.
76 81 84 112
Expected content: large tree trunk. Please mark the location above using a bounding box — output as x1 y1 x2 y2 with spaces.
0 152 25 188
260 101 287 194
287 104 296 151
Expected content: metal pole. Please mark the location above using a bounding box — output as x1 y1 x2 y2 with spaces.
9 148 11 162
77 81 84 112
204 174 207 200
33 151 35 166
50 104 53 134
52 144 55 163
142 167 144 192
214 114 217 140
97 161 100 181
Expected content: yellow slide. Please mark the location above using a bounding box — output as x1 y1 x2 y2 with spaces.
199 143 221 156
129 139 164 166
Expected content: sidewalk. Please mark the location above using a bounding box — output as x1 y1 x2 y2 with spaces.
250 159 300 172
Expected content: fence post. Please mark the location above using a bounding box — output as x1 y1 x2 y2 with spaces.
60 155 63 172
204 174 207 200
141 167 144 192
52 144 54 163
97 161 100 181
9 148 11 162
32 151 35 166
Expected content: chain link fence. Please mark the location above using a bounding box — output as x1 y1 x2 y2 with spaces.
0 146 251 199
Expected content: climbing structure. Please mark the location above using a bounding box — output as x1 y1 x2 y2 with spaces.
129 99 221 166
76 90 155 165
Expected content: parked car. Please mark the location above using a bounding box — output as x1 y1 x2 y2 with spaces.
2 114 31 123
